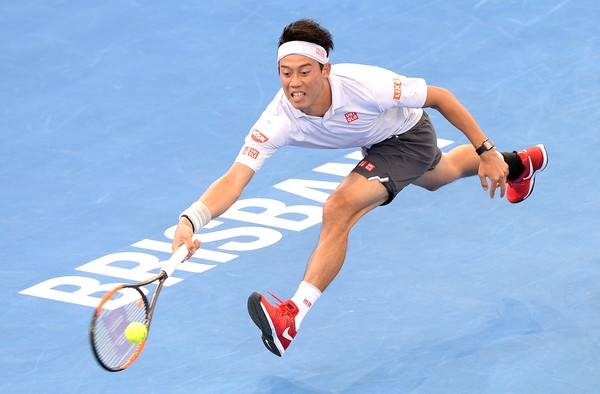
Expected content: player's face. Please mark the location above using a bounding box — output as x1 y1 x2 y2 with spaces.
278 55 331 117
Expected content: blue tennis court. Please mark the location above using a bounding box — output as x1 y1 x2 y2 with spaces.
2 1 599 392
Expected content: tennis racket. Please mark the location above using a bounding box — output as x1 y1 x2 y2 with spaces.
90 245 188 371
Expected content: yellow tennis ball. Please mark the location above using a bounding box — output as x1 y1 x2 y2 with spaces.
125 322 147 343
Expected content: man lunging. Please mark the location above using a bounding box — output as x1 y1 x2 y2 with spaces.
172 19 548 357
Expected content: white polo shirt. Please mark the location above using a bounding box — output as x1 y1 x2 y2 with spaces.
235 63 428 171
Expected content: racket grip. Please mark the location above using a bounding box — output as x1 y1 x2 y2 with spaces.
161 244 189 278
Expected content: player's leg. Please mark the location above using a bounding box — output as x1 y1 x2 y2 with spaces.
247 173 388 356
412 144 479 191
302 172 389 291
413 143 548 203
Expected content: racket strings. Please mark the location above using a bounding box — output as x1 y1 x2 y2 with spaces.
92 287 148 369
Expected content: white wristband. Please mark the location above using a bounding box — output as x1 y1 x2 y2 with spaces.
179 201 211 233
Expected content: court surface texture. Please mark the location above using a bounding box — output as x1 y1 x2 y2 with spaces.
2 1 599 393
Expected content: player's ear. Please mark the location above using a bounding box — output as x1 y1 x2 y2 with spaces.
322 62 331 77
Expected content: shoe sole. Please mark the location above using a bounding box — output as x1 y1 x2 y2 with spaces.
247 292 283 357
521 144 548 202
536 143 549 172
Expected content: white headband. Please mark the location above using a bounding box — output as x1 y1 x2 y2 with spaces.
277 41 329 65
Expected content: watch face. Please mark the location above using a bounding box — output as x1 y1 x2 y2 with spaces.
477 139 494 155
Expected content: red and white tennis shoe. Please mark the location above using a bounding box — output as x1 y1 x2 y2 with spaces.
507 144 548 203
247 292 298 357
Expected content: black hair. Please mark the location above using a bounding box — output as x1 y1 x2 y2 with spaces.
278 19 334 56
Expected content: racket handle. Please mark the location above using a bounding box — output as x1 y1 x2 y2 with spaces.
161 244 189 278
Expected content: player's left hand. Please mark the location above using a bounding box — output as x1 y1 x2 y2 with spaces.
478 149 509 198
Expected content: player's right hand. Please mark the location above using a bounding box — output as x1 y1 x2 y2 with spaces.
172 218 201 260
478 148 508 199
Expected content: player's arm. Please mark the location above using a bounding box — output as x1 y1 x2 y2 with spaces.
172 162 255 256
198 162 255 217
423 85 508 198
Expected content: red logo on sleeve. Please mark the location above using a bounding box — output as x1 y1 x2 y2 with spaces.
242 146 260 159
344 112 359 123
251 129 269 143
393 78 402 100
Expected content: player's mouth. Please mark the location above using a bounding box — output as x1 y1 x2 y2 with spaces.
290 92 306 100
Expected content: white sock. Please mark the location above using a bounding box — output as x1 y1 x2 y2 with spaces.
290 281 322 330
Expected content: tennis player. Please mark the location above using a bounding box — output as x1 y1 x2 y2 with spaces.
173 19 548 357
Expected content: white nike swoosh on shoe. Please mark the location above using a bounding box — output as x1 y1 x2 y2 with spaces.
282 327 294 341
522 156 534 180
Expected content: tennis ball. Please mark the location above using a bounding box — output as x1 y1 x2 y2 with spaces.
125 322 147 343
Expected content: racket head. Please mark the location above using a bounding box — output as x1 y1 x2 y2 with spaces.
90 286 150 371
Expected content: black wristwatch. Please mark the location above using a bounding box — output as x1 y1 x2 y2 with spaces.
475 138 495 155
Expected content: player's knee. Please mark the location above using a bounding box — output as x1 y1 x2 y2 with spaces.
322 191 345 216
322 190 353 223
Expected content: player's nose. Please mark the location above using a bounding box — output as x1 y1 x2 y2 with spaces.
290 73 301 87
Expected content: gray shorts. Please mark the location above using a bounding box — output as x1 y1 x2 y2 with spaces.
351 111 442 205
